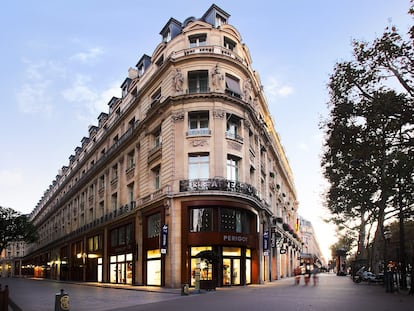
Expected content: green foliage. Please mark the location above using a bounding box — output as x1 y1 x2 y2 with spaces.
322 2 414 257
0 206 38 254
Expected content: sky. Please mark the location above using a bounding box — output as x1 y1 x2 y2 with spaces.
0 0 412 262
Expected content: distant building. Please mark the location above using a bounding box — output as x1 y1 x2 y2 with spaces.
0 241 27 277
298 216 324 268
21 4 301 288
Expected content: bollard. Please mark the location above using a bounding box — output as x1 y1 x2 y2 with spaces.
0 285 9 311
181 283 189 296
55 289 70 311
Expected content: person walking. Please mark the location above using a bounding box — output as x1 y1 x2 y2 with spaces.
312 267 319 286
294 266 301 285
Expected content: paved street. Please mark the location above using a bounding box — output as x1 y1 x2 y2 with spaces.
1 273 413 311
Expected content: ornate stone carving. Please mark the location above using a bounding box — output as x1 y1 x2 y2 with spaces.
243 78 252 102
190 139 208 147
228 141 242 151
211 64 223 91
172 68 184 93
213 109 225 119
171 111 185 122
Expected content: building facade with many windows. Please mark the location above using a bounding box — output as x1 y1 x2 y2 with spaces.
22 5 302 288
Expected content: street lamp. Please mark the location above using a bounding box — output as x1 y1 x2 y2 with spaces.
384 230 393 293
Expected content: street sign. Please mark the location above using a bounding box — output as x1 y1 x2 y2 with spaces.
161 224 168 254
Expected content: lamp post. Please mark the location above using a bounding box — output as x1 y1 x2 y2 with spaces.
384 230 393 293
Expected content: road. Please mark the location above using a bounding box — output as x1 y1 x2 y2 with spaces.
1 273 413 311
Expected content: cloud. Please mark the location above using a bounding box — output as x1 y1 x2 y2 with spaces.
16 59 67 116
62 75 121 124
69 47 104 64
264 76 294 98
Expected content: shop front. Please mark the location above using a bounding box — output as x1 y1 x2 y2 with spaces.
108 222 135 285
182 200 259 288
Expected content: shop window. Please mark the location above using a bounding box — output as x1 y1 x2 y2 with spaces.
219 208 251 234
147 249 161 286
110 253 133 284
110 224 133 248
190 246 213 286
88 235 101 252
188 153 209 179
188 70 209 93
190 208 213 232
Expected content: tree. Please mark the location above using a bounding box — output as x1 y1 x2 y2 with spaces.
321 1 414 275
0 206 38 254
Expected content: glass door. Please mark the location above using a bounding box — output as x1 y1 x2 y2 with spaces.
222 258 240 286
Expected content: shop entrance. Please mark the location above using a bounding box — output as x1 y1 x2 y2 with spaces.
222 258 240 285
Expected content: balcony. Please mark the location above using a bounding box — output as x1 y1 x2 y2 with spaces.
179 178 260 203
186 129 211 137
225 131 243 143
171 46 247 67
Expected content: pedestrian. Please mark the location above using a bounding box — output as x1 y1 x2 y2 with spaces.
304 267 310 285
294 266 301 285
312 267 319 286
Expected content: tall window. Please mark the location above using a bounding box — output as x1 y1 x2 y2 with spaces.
188 111 210 136
226 114 242 141
127 183 134 204
224 37 236 51
215 14 227 27
189 153 209 179
111 193 117 211
147 213 161 238
151 88 161 106
111 164 118 182
190 208 213 232
153 127 162 148
127 150 135 170
220 208 250 234
188 70 208 93
152 165 161 190
227 155 240 181
225 74 242 98
189 34 207 47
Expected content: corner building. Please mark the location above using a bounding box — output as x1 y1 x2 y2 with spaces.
24 5 302 288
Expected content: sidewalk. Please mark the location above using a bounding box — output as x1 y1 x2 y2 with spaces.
2 274 413 311
1 277 184 311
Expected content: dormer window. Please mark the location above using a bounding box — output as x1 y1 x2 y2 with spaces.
138 64 145 77
122 86 128 98
163 30 171 43
215 13 227 27
189 34 207 48
136 54 151 78
224 37 236 51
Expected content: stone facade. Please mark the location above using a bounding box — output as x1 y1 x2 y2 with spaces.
21 4 301 288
